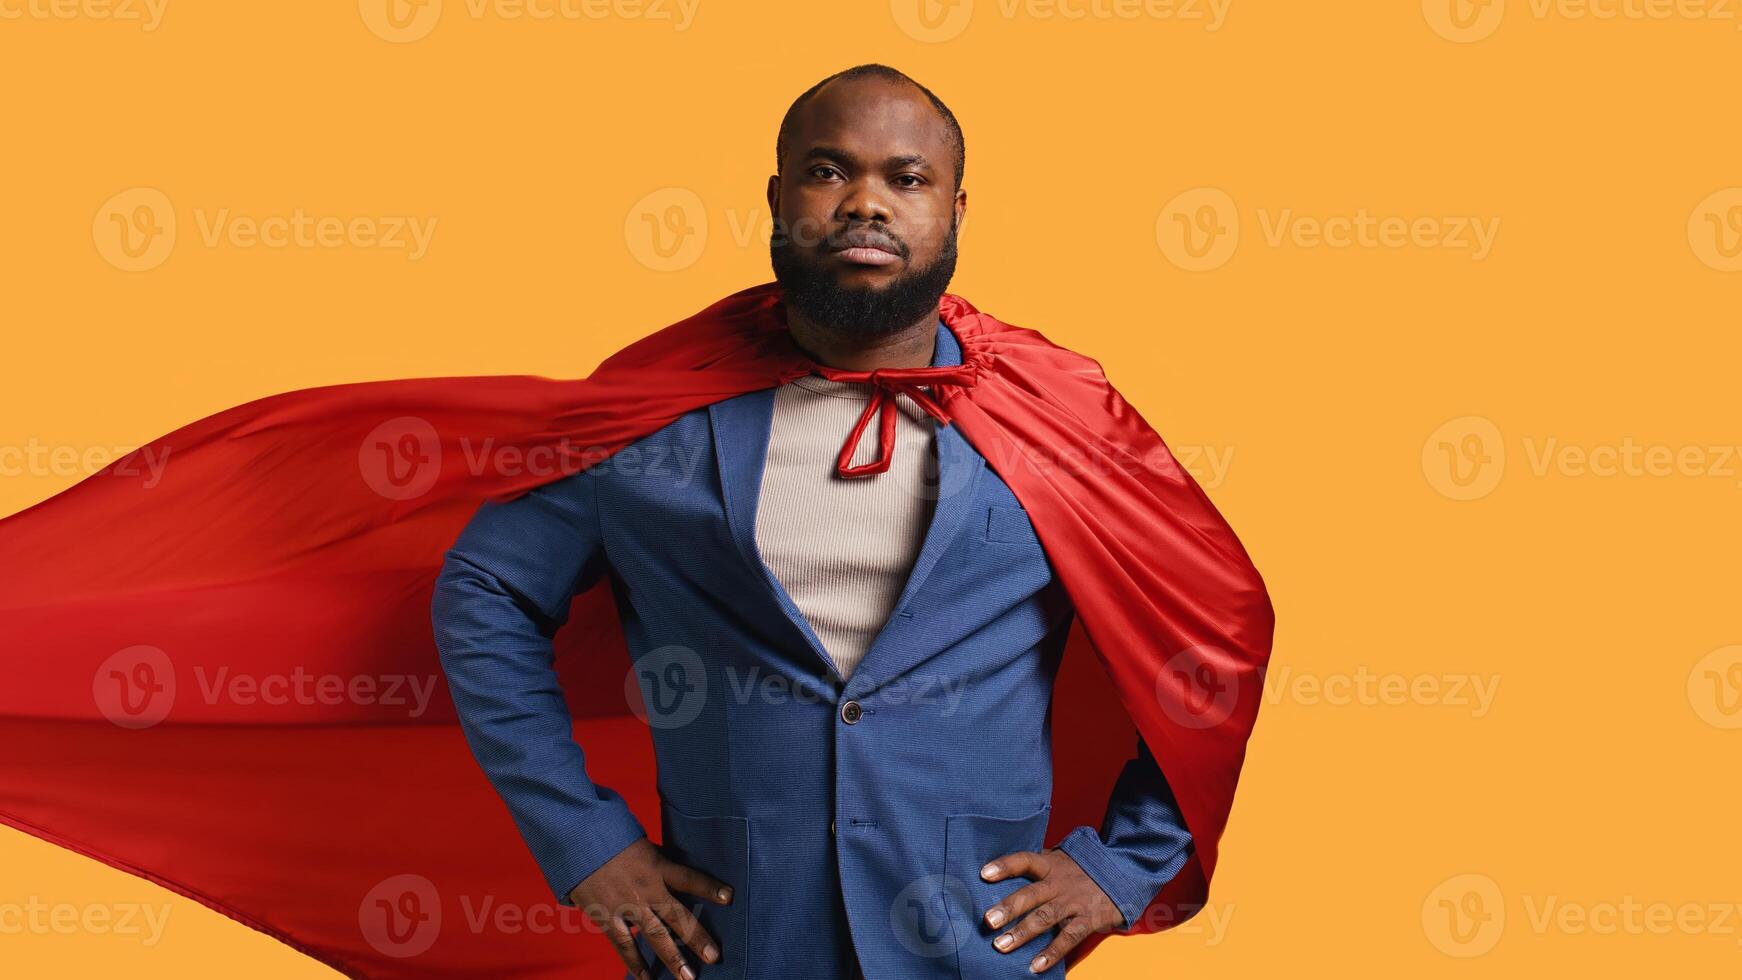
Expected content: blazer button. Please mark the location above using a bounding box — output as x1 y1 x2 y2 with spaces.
840 700 864 724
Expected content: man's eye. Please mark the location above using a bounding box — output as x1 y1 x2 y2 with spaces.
893 174 923 188
811 166 842 180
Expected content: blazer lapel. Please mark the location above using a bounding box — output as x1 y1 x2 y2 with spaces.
845 322 987 694
707 318 988 694
708 388 846 684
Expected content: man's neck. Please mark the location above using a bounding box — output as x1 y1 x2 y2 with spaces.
784 309 938 372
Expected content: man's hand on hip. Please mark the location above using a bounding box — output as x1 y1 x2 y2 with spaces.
569 837 734 980
979 848 1125 974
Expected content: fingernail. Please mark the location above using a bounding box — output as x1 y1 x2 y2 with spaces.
981 863 1001 879
681 966 696 980
703 944 719 963
1030 954 1049 972
995 933 1015 951
717 886 733 903
985 908 1005 928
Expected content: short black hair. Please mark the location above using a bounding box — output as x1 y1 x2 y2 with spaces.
775 64 965 193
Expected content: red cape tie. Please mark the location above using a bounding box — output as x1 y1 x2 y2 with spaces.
808 362 979 478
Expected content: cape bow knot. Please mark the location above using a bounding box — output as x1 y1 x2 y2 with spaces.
808 362 979 478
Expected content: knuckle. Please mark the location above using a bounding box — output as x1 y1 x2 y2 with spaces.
674 914 705 940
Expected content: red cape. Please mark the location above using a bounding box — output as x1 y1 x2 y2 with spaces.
0 282 1273 977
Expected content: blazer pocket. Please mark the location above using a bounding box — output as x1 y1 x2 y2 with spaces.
641 802 752 979
984 505 1040 546
941 805 1065 979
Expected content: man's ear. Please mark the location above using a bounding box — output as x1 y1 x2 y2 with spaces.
765 174 780 222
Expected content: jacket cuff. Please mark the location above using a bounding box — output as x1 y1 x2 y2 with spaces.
544 804 648 907
1054 825 1164 932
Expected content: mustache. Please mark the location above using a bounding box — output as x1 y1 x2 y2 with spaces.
772 217 946 257
825 225 907 257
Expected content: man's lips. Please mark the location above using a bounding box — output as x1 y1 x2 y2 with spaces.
828 230 904 267
831 246 902 267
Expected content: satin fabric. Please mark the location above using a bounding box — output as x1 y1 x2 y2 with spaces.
0 281 1273 977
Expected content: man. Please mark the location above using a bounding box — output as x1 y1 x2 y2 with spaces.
433 65 1195 979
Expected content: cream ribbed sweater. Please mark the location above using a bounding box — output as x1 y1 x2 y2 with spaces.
753 375 939 681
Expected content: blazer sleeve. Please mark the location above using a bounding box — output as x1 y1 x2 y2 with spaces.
1054 734 1195 931
430 466 647 906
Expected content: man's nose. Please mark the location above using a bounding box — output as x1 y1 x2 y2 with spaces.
836 179 894 225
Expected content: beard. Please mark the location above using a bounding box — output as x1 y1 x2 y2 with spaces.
769 218 959 342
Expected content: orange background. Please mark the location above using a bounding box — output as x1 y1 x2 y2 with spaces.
3 0 1740 975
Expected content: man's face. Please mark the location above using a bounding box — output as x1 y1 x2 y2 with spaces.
768 77 966 340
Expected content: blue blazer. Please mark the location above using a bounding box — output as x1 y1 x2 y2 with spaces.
431 320 1193 979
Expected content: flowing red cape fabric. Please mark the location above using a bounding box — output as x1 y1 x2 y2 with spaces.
0 282 1273 978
